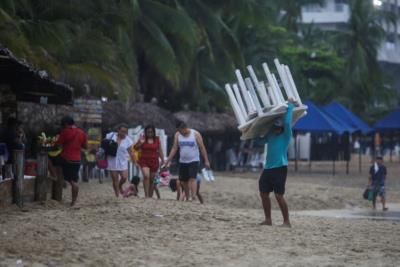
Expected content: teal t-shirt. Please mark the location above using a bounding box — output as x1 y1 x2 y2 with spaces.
264 103 294 169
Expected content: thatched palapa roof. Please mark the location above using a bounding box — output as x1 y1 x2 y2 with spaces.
0 47 73 105
102 101 178 135
174 111 238 134
102 101 239 135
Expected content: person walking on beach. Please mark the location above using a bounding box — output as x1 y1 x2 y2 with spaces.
164 121 210 202
368 156 388 211
55 116 87 206
259 98 296 227
106 124 133 198
134 125 164 198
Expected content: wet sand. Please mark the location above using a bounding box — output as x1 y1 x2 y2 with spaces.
1 164 400 267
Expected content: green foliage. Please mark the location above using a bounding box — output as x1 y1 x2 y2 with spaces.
280 46 344 103
333 0 397 117
0 0 397 115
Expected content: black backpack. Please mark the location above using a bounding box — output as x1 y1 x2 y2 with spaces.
101 133 118 157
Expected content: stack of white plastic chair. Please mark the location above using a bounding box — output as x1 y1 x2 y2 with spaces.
225 58 308 140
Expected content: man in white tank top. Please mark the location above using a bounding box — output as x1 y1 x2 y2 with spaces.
164 121 210 201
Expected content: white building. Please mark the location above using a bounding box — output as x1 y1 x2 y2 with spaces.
301 0 400 64
301 0 400 98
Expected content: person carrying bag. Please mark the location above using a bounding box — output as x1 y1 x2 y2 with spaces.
105 125 134 198
101 133 118 157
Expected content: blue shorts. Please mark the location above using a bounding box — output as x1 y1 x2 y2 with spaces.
373 185 385 198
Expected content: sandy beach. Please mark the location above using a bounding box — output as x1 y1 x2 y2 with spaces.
1 161 400 267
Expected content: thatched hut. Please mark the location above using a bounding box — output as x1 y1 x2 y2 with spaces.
0 47 73 125
102 101 178 135
174 111 240 170
173 111 238 134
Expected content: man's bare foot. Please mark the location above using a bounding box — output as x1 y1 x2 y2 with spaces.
279 222 291 228
70 202 80 209
259 220 272 226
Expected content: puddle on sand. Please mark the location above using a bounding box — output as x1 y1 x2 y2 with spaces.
295 203 400 221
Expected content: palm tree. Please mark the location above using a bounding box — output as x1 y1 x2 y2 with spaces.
278 0 324 32
334 0 396 114
1 0 353 112
172 0 277 111
0 1 129 98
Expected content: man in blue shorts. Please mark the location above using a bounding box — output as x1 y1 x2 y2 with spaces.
368 156 388 211
259 98 295 227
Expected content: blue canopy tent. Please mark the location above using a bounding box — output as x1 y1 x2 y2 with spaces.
374 107 400 131
323 102 373 134
324 102 372 134
293 101 352 174
374 107 400 161
323 102 372 173
294 101 348 134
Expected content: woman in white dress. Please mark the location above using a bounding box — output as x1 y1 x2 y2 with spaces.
106 124 133 197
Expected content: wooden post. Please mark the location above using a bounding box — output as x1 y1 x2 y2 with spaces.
35 151 48 201
82 162 89 182
359 147 362 174
390 132 393 162
346 134 350 175
332 135 336 176
52 165 63 201
333 159 336 176
12 149 24 208
294 132 298 172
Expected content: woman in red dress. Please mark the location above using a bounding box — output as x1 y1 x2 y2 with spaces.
134 125 164 198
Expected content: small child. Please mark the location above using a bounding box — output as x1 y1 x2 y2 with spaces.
195 173 204 204
169 178 185 201
122 176 140 198
95 147 108 183
169 176 203 203
153 175 161 199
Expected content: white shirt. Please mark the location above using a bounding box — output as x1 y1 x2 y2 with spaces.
106 132 133 171
178 129 200 163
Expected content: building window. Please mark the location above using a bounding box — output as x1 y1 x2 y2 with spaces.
385 35 396 50
335 0 347 12
303 4 323 12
